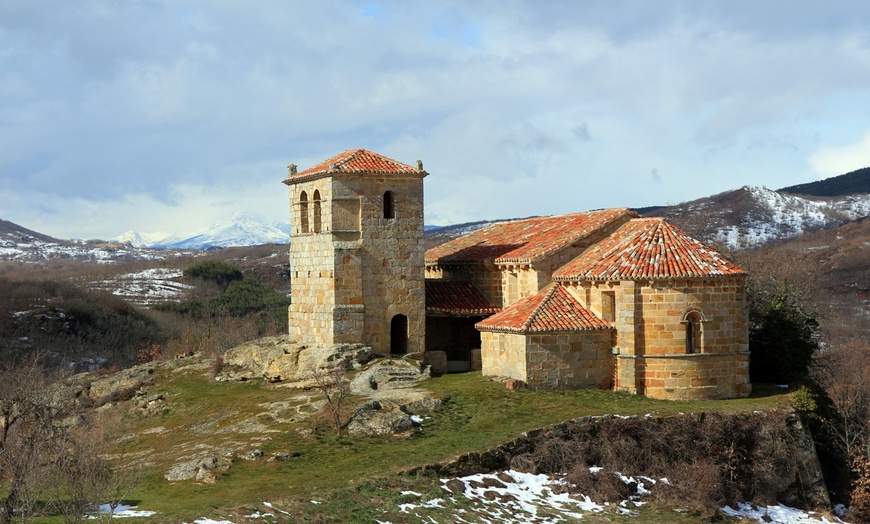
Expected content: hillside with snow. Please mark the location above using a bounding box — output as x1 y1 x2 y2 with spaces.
647 186 870 249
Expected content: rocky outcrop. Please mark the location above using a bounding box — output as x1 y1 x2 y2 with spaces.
218 335 373 386
346 358 440 437
164 455 233 483
218 337 440 438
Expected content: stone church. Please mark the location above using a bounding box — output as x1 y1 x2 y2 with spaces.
283 149 751 400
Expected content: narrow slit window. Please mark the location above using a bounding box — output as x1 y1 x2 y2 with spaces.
685 312 702 354
383 191 395 219
312 189 322 233
299 191 309 233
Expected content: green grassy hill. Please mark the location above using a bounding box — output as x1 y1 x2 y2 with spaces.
101 357 792 523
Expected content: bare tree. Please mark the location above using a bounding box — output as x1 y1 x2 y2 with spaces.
311 367 352 435
0 358 140 523
0 358 64 524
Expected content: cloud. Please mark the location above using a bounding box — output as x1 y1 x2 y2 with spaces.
808 130 870 179
2 1 870 238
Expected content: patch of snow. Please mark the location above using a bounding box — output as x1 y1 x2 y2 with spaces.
90 268 192 307
721 502 845 524
93 503 156 518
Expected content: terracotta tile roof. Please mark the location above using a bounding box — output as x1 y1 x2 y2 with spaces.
283 149 423 184
425 208 636 266
475 285 612 334
553 218 747 281
425 280 500 316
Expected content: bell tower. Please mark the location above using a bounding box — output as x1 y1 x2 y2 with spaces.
283 149 428 355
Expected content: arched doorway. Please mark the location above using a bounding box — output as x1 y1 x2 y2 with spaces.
390 314 408 354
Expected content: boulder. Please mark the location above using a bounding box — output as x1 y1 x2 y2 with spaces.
164 455 233 483
470 349 482 371
426 351 448 376
220 335 373 386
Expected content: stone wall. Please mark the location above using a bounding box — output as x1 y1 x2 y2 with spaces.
480 330 613 389
561 277 750 399
287 171 426 355
628 352 752 400
480 331 528 382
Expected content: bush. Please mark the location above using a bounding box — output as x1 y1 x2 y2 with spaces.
748 287 819 384
514 412 809 510
184 261 243 288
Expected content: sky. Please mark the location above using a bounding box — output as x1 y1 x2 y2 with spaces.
2 1 870 240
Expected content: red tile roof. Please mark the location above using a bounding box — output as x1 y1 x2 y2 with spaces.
475 285 611 334
425 280 500 315
553 218 746 281
283 149 423 184
425 209 636 266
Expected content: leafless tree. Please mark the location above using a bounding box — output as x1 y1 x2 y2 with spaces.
311 367 352 435
0 358 64 524
0 358 140 523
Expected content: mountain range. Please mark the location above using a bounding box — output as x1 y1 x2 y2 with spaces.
2 166 870 260
113 212 291 250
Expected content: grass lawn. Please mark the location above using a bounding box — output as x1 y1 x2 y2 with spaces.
113 366 792 523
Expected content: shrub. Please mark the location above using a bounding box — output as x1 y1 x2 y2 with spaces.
748 287 819 384
184 261 243 288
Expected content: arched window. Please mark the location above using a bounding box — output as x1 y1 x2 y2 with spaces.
390 314 408 354
383 191 395 219
312 189 322 233
684 311 703 354
299 191 309 233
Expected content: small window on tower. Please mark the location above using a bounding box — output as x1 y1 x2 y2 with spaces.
384 191 395 219
312 189 322 233
299 191 309 233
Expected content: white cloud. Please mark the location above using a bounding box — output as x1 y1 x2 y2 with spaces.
808 130 870 179
1 1 870 237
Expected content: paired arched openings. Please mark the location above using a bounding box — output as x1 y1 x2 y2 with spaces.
298 189 322 234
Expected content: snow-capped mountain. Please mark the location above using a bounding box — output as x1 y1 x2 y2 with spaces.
113 230 165 247
114 213 290 250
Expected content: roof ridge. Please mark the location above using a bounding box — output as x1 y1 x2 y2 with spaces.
520 285 559 331
340 148 366 168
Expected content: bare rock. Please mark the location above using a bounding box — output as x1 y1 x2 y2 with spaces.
164 455 233 482
349 358 431 395
220 335 373 385
444 479 466 494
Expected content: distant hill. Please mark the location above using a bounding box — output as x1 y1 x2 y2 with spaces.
0 218 65 244
779 167 870 197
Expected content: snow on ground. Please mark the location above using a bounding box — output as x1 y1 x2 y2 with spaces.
94 503 156 518
713 187 870 250
90 268 193 307
722 502 845 524
389 469 846 524
0 239 167 263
